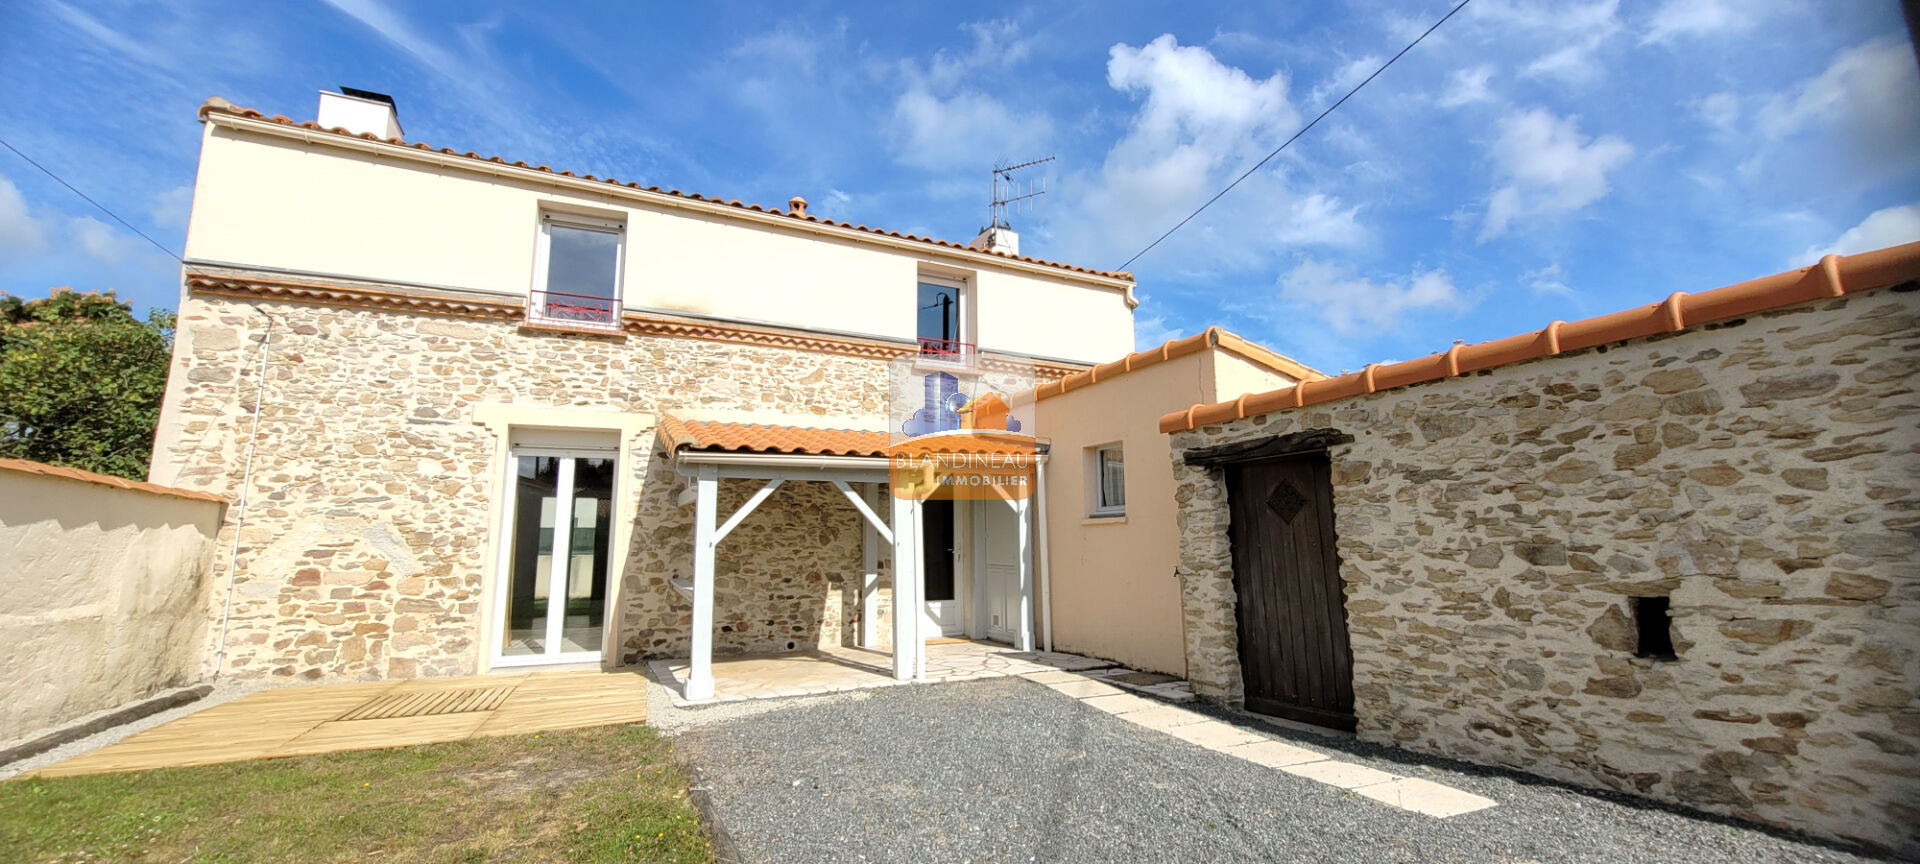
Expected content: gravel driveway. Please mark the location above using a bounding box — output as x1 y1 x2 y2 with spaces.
672 677 1888 864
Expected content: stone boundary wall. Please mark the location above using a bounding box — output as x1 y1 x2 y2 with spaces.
152 284 896 681
1169 287 1919 852
0 463 223 743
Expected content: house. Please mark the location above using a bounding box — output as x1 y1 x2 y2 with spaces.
148 89 1308 699
1158 244 1920 852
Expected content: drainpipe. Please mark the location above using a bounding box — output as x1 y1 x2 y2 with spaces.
1037 458 1054 653
212 309 275 677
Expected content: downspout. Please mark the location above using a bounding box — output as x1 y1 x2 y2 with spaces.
212 309 274 677
1037 458 1054 653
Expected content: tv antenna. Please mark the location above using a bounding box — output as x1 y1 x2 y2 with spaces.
988 156 1054 231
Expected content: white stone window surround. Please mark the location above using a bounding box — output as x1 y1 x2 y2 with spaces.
471 405 654 675
1088 442 1126 518
529 208 627 329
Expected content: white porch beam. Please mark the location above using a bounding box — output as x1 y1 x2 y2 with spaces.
1015 496 1035 653
833 480 893 543
859 483 882 649
890 493 921 681
713 477 783 545
687 464 719 701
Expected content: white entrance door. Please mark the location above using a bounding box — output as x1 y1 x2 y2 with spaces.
922 500 963 636
977 499 1020 644
492 449 616 666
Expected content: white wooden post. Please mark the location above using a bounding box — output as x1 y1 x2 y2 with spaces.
1015 496 1035 653
687 465 718 701
860 483 881 648
890 493 920 680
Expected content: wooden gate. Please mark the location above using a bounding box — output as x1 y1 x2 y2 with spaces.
1224 451 1355 730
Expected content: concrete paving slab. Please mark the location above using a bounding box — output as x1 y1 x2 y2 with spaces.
1355 777 1500 817
1281 759 1399 789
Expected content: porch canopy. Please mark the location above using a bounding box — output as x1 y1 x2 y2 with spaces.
656 415 1042 702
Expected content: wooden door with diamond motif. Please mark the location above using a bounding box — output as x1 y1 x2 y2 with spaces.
1225 452 1355 731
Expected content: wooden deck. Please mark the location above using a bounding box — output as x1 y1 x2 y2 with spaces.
29 669 648 778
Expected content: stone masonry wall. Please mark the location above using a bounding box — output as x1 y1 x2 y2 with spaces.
154 284 896 682
1170 288 1919 852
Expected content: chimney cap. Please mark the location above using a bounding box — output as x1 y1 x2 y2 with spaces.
338 86 398 112
788 196 808 216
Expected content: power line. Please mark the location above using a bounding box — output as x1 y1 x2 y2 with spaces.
1114 0 1475 272
0 135 190 268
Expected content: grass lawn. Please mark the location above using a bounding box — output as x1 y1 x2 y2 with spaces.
0 724 711 863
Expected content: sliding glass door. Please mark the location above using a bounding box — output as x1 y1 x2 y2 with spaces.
495 450 615 666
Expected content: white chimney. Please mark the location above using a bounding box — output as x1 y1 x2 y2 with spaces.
317 87 403 139
969 225 1019 256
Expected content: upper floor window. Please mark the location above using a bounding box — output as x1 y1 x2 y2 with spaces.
530 212 624 331
1091 444 1125 517
917 275 970 364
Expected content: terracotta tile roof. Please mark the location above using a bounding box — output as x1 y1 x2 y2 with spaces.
657 417 889 458
1032 326 1325 403
1160 242 1920 433
198 98 1133 284
656 417 1046 459
0 457 227 505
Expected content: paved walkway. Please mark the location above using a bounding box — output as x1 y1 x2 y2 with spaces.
30 669 647 777
1023 667 1496 817
650 640 1163 705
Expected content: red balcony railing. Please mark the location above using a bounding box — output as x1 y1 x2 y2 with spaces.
917 336 977 368
527 290 621 332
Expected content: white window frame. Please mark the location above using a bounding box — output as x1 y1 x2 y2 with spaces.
1088 442 1126 518
529 210 626 330
916 272 972 366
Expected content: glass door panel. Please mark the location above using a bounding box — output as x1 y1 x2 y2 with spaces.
505 455 561 657
562 457 614 654
498 451 615 664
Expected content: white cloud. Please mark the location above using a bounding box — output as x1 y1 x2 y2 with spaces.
1641 0 1759 45
1758 40 1920 180
320 0 464 82
1479 108 1633 241
1522 262 1573 296
885 20 1051 172
889 87 1052 171
0 175 49 255
1437 65 1495 108
1276 193 1364 247
1279 259 1458 336
45 0 177 74
68 215 138 263
1467 0 1621 84
1045 35 1359 270
1799 204 1920 262
1308 55 1380 107
1691 91 1740 133
1133 313 1186 350
149 185 193 230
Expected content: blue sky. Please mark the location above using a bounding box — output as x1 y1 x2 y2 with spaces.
1 1 1916 373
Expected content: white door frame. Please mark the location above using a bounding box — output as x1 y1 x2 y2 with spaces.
490 446 617 668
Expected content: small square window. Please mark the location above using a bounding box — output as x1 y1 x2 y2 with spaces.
1091 444 1125 517
531 213 624 330
1633 596 1676 660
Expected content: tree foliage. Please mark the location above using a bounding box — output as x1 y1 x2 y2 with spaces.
0 288 175 479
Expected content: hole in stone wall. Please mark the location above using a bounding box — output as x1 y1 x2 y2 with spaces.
1633 596 1677 660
